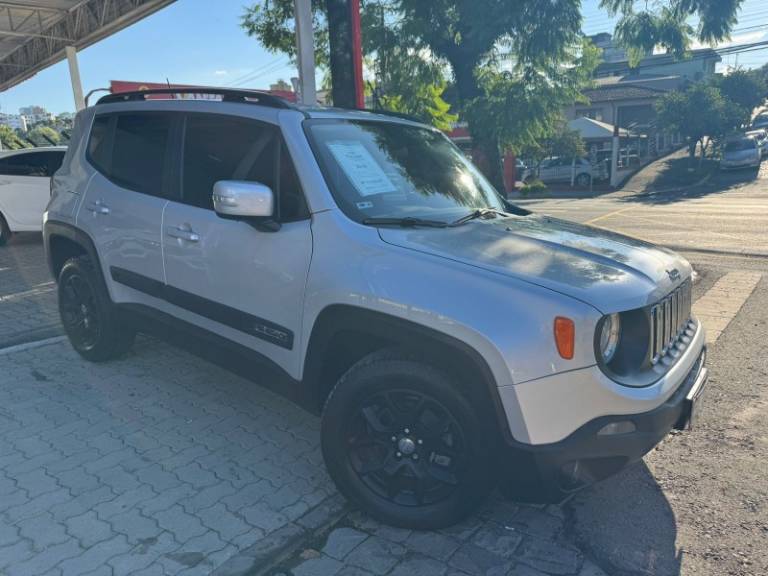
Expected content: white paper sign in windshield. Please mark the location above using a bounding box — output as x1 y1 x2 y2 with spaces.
327 141 397 197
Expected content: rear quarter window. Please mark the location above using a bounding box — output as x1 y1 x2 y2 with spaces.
86 112 174 198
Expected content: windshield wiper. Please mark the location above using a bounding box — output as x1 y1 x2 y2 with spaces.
362 217 449 228
450 208 508 226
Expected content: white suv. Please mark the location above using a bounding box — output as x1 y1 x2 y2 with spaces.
44 89 707 528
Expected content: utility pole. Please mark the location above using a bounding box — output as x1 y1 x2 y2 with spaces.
326 0 364 108
294 0 317 106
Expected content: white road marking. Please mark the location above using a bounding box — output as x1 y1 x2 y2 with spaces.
0 281 55 302
0 336 66 356
693 271 763 344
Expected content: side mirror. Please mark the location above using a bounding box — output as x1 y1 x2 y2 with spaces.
213 180 274 218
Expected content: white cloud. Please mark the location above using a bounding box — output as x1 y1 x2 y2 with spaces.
214 70 228 76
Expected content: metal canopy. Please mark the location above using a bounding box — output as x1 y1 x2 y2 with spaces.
0 0 176 92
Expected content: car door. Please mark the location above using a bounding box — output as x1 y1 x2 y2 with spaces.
0 150 59 230
538 159 554 182
162 113 312 375
76 112 176 308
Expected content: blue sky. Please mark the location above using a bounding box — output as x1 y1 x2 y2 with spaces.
1 0 767 115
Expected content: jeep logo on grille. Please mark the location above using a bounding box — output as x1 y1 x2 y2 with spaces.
667 268 681 282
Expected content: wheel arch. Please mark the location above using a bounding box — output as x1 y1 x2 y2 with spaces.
44 221 100 281
303 304 514 444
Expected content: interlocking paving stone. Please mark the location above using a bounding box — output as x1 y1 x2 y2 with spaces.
322 527 369 560
344 537 407 575
1 242 600 576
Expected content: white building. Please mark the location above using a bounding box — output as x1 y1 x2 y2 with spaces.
19 105 54 126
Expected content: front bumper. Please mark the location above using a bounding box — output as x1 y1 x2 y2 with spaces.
721 159 760 169
505 347 707 501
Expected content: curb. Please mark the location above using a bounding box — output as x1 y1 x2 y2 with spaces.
619 170 715 198
0 325 64 354
212 495 350 576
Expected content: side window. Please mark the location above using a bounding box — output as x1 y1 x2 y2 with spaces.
110 114 173 197
87 115 113 174
182 114 276 210
0 152 50 177
181 114 309 221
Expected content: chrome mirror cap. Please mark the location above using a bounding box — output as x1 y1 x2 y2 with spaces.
213 180 274 218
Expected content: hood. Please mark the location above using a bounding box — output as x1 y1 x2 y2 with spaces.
378 214 691 313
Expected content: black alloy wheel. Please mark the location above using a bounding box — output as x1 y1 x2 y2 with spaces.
59 271 101 352
321 350 497 529
346 389 467 507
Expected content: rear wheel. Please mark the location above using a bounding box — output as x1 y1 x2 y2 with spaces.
58 256 135 362
321 350 497 529
0 214 10 246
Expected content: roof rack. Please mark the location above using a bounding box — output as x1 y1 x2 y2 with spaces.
96 88 296 110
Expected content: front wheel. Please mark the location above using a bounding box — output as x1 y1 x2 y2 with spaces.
575 173 591 187
321 350 497 529
58 256 136 362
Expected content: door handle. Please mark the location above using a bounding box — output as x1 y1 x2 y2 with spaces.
166 226 200 243
86 201 110 215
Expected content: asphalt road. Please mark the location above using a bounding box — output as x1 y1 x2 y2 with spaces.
518 162 768 576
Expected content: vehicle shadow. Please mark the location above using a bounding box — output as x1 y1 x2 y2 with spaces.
620 162 761 206
564 461 682 576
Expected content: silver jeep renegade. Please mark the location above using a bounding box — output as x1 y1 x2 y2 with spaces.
44 89 707 529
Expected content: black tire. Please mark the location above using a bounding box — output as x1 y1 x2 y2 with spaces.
321 350 498 529
58 256 135 362
575 173 591 187
0 213 11 246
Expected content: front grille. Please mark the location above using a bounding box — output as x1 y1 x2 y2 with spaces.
650 280 693 364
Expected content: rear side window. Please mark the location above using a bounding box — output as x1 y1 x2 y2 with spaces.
87 113 174 197
88 115 112 173
112 114 172 196
0 151 56 177
181 114 308 221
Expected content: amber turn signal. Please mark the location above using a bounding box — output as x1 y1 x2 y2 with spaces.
554 317 575 359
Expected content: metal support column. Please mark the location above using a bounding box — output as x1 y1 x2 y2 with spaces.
65 46 86 111
294 0 317 106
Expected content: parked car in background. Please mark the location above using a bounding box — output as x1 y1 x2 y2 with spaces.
531 157 594 186
750 114 768 131
745 129 768 158
0 146 66 245
720 136 761 170
45 90 707 528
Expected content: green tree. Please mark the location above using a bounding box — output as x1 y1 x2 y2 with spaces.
656 83 745 161
604 0 745 60
0 125 21 150
712 69 766 115
27 126 61 147
520 126 586 175
243 0 742 187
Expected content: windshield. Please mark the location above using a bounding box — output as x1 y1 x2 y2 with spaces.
306 119 505 223
724 139 756 152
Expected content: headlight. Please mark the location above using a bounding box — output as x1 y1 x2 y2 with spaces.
598 313 621 363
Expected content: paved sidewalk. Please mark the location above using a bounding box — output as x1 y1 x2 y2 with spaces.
0 337 609 576
0 235 60 347
0 337 337 576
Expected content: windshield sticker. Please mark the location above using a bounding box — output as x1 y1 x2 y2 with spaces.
356 201 374 210
327 141 397 197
